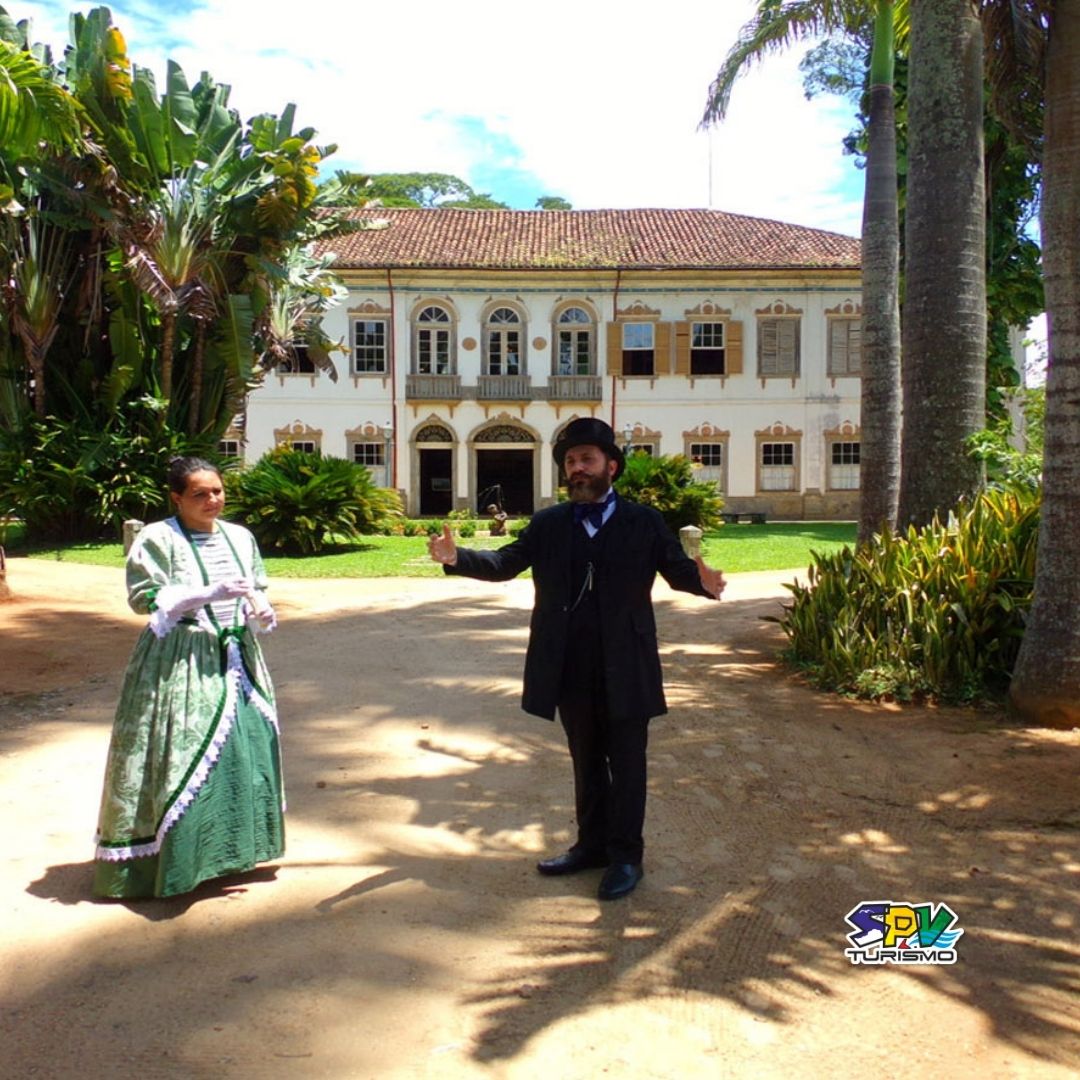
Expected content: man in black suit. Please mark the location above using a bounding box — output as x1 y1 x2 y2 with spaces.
428 417 725 900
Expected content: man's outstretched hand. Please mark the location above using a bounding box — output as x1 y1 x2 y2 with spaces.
428 523 458 567
695 556 726 600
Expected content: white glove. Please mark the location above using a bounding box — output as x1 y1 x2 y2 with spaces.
154 579 251 621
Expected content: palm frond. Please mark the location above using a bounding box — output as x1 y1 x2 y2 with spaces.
703 1 864 125
0 40 84 156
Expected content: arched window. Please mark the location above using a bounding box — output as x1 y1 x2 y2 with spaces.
555 306 594 375
484 306 524 375
414 305 454 375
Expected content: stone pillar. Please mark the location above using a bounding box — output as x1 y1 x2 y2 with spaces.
123 519 144 555
679 525 702 559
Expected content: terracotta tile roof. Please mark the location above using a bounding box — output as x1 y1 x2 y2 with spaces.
318 208 860 271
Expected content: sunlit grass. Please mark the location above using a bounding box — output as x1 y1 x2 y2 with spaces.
14 521 857 577
701 521 856 573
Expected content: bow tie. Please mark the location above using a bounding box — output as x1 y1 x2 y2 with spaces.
572 492 616 530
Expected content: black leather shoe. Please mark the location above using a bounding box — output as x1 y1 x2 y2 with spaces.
536 849 608 876
598 862 643 900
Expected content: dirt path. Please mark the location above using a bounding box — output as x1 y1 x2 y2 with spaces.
1 556 1078 1079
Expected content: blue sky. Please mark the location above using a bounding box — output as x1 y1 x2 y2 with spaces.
11 0 868 236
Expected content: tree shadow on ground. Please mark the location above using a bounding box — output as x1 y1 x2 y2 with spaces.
5 582 1079 1075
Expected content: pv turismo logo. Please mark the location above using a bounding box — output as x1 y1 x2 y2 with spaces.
844 900 964 965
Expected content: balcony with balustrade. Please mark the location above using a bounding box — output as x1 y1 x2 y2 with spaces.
405 373 462 401
548 375 603 401
476 374 532 401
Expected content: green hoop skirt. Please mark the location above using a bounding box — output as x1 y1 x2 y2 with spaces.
94 619 285 899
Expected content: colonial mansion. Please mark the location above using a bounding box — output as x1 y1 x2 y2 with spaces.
239 208 864 519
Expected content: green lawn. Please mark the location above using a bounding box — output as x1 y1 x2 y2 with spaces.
700 521 856 573
11 521 857 577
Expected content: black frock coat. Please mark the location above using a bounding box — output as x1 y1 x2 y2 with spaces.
446 498 712 721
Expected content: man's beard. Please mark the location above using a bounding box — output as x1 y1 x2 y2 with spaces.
567 472 611 503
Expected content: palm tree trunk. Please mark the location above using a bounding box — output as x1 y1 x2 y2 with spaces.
898 0 986 527
12 323 58 417
858 1 902 544
28 345 47 416
188 320 205 434
1008 0 1080 728
160 312 176 401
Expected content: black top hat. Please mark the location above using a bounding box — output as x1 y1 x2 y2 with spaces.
552 417 625 480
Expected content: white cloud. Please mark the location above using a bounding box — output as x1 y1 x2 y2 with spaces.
15 0 864 233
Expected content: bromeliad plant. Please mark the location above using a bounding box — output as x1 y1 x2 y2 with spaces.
776 486 1041 702
225 446 401 555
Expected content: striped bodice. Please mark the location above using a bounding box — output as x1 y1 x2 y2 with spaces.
188 528 245 627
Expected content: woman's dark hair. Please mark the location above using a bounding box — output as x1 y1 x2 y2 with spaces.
167 456 221 495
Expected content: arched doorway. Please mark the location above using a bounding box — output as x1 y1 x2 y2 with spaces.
473 422 535 515
415 422 454 515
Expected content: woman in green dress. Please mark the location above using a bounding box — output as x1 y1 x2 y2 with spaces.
93 456 285 898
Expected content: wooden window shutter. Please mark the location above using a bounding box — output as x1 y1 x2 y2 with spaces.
759 319 779 375
848 320 862 373
829 320 848 374
605 322 622 376
726 320 743 374
655 322 672 373
779 319 799 375
674 321 690 375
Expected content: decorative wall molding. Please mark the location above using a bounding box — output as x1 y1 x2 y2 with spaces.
616 300 661 320
683 422 731 438
824 420 860 438
344 421 388 440
824 299 862 317
684 301 732 317
347 299 391 316
755 421 803 438
755 299 803 316
274 420 322 442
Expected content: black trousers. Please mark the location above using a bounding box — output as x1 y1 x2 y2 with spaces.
558 651 649 865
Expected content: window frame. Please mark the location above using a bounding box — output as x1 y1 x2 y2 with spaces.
757 317 801 378
278 340 316 375
688 439 728 494
554 305 595 375
483 305 525 376
351 317 389 375
827 439 861 490
757 439 799 492
827 317 862 377
413 304 455 376
622 322 655 377
690 321 726 376
351 440 390 486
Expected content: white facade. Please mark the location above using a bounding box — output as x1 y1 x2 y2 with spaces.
243 266 863 519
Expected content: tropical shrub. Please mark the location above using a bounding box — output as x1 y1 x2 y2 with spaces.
614 452 724 532
0 8 370 553
226 447 401 554
966 385 1045 492
0 403 210 541
776 487 1041 702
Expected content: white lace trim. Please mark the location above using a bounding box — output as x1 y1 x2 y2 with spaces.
148 600 216 639
95 636 282 862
